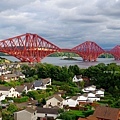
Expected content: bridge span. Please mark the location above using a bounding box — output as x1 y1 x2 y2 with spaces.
0 33 120 62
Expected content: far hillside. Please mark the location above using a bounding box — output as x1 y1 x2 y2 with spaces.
49 52 114 58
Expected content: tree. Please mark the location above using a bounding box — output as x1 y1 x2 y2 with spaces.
27 90 39 100
2 110 14 120
41 98 46 105
79 81 85 89
7 103 18 113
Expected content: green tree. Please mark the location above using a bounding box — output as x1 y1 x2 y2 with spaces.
7 103 18 113
27 90 39 100
41 98 46 105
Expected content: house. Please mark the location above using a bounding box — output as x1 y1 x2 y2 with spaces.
13 63 21 69
44 94 64 108
0 85 20 98
64 93 98 108
0 93 6 101
14 107 37 120
15 85 28 94
78 93 88 104
82 85 96 92
0 72 25 82
64 91 100 108
33 78 51 90
64 93 89 107
73 75 83 82
93 106 120 120
95 88 105 97
87 92 100 103
63 96 78 107
1 74 19 82
0 64 6 70
24 82 34 91
36 107 59 120
14 71 25 79
78 115 98 120
0 69 11 76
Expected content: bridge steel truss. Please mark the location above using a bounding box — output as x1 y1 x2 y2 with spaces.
72 41 105 61
0 33 120 62
0 33 61 62
110 45 120 60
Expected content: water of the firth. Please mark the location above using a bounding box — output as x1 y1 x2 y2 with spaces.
1 56 120 68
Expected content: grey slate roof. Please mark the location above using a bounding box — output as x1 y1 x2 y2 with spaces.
25 107 36 113
0 85 11 91
36 107 59 114
4 74 18 78
47 95 64 102
34 78 51 87
15 85 26 93
34 80 43 87
24 82 33 90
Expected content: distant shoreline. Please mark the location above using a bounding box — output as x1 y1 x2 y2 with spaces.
61 57 80 61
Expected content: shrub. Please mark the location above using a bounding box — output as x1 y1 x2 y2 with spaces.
13 96 29 103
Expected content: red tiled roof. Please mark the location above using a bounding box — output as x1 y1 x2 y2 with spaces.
93 106 120 120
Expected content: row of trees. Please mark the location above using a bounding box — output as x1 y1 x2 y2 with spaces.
21 62 120 99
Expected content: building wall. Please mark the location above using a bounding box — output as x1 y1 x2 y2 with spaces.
0 91 9 96
0 95 6 101
34 86 46 90
14 110 37 120
46 97 62 108
78 96 88 102
87 97 100 103
0 89 19 98
8 88 20 97
73 75 83 82
84 86 96 92
96 90 104 97
37 113 58 119
63 99 78 107
14 111 31 120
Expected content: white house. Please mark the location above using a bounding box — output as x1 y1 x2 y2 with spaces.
44 94 64 108
77 93 88 103
34 78 51 90
82 85 96 92
0 93 6 101
95 89 105 97
63 96 78 107
73 75 83 82
64 94 90 107
36 107 59 120
0 86 20 98
87 92 100 103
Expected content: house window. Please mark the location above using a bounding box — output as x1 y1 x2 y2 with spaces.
57 102 60 106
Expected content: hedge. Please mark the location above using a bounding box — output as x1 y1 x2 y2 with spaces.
13 96 29 103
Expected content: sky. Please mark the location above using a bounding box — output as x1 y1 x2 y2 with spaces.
0 0 120 49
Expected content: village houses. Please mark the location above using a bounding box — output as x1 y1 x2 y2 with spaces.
63 85 104 107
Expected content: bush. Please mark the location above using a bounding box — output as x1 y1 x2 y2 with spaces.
83 110 94 117
13 96 29 103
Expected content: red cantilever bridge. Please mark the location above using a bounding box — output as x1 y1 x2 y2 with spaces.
0 33 120 63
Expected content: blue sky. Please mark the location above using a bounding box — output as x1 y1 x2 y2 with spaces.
0 0 120 49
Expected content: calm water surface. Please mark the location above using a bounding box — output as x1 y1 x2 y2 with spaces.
1 56 120 68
